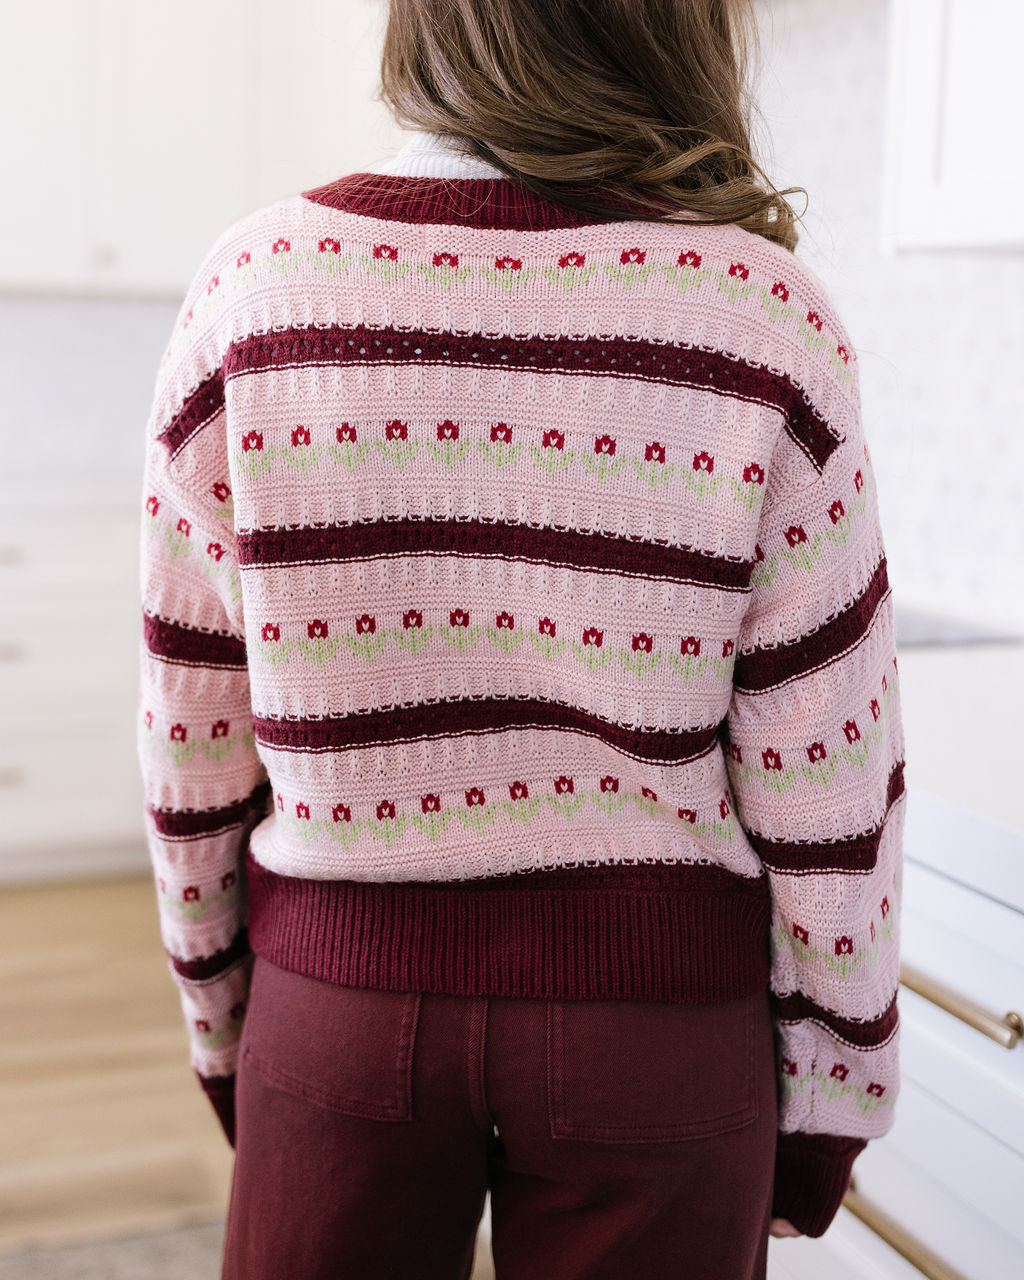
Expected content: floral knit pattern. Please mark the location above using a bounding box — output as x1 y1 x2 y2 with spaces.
137 147 905 1205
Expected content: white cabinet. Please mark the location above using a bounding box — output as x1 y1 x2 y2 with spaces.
883 0 1024 250
0 0 401 298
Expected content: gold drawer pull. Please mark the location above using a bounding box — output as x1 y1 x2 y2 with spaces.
843 1174 972 1280
900 960 1024 1049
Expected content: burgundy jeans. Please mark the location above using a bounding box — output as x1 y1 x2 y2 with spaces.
221 954 777 1279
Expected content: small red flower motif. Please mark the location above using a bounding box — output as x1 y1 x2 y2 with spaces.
843 719 860 743
242 430 263 452
784 525 807 547
170 723 187 743
465 787 486 807
433 252 458 266
237 252 251 268
450 609 469 628
621 248 646 264
806 310 823 331
542 429 564 449
211 720 229 739
385 419 408 440
782 1058 798 1076
641 786 658 802
373 244 399 260
881 896 890 918
272 238 290 253
680 636 701 656
692 450 714 473
870 698 880 721
211 481 231 502
582 626 603 647
854 469 864 492
437 419 459 440
835 936 854 956
491 422 512 443
806 741 827 762
332 803 351 823
319 237 341 253
403 609 422 629
176 517 190 536
792 924 809 945
728 743 742 765
195 1019 211 1032
292 424 311 446
206 541 225 561
207 276 219 294
495 256 521 270
678 808 697 824
722 639 735 657
594 434 615 455
837 344 850 365
356 614 375 635
743 462 764 484
496 611 514 630
554 776 574 795
509 781 530 800
559 252 586 267
678 250 702 268
144 710 153 730
337 422 357 442
308 619 329 638
421 794 441 813
728 262 749 280
600 776 619 793
754 543 765 562
262 623 280 642
645 441 665 462
762 747 782 771
183 885 200 902
771 281 789 301
377 800 397 820
296 802 310 820
867 1082 886 1098
539 617 556 637
146 495 160 516
830 1063 849 1081
631 633 653 653
829 499 845 523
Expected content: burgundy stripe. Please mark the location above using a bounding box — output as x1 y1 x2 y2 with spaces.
155 369 224 461
254 697 719 765
236 516 753 591
224 324 840 473
746 761 905 873
169 927 250 980
734 557 890 693
302 172 660 231
772 984 899 1049
245 847 773 1002
143 611 247 668
148 780 272 839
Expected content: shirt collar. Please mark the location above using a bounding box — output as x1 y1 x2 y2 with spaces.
365 130 507 180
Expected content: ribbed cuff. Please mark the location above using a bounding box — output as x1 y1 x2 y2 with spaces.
196 1070 236 1150
772 1131 867 1237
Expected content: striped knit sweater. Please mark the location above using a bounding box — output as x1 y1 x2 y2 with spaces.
136 128 906 1238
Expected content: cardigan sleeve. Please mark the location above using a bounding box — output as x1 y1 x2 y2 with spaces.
723 358 906 1237
135 272 270 1147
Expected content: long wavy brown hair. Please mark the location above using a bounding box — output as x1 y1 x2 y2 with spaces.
366 0 805 251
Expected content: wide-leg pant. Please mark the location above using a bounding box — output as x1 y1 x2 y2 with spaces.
221 954 778 1279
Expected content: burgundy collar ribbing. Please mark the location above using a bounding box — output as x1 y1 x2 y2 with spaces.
301 171 658 232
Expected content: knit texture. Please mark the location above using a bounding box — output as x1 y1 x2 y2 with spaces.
137 129 905 1237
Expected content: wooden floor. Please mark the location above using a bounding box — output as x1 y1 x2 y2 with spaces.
0 874 234 1253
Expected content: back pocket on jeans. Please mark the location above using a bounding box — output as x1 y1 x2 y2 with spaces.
240 957 421 1122
547 993 757 1143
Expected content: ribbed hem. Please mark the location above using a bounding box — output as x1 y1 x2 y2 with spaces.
196 1070 236 1149
243 848 772 1003
772 1131 868 1237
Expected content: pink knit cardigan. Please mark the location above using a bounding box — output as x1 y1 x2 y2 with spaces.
137 129 906 1237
